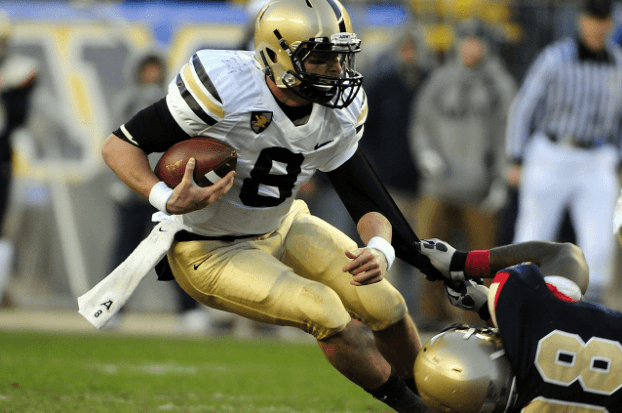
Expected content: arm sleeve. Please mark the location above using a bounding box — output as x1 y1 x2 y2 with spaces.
325 148 443 280
113 98 190 154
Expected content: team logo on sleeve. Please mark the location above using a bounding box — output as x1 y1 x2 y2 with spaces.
250 111 273 134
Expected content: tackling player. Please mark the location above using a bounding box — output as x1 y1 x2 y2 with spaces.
100 0 432 411
414 239 622 412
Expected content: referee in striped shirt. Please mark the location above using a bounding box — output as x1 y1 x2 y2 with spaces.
506 0 622 305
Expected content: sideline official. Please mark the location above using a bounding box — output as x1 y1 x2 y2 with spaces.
506 0 622 305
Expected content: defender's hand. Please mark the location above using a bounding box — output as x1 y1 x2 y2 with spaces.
416 239 465 282
344 247 386 286
445 280 490 320
167 158 235 214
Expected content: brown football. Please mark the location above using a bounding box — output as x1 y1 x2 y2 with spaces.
154 137 237 188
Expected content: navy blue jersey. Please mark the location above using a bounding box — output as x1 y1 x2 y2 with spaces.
491 263 622 412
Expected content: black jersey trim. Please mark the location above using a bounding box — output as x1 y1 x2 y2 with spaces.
192 54 222 103
175 74 218 126
117 98 190 154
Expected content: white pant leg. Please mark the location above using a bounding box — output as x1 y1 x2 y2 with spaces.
513 136 573 243
570 145 619 299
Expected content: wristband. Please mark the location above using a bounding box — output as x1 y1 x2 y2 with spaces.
367 236 395 270
149 181 174 214
465 250 491 278
450 250 468 279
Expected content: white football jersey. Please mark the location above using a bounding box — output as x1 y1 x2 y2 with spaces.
159 49 368 237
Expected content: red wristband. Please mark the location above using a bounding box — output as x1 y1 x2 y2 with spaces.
465 250 490 278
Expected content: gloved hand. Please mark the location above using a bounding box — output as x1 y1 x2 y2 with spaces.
415 238 466 283
445 280 491 320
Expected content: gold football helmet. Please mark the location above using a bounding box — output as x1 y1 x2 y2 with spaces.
254 0 363 108
414 324 515 413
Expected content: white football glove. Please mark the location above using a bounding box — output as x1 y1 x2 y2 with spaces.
445 280 490 320
416 238 466 282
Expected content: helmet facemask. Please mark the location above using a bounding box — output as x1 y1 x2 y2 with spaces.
254 0 364 110
275 31 363 109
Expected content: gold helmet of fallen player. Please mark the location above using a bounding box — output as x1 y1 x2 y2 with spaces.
414 324 516 413
254 0 363 109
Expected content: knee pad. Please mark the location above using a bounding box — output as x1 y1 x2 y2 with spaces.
295 282 351 340
354 283 408 331
285 214 357 275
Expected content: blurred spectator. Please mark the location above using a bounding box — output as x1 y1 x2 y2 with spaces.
104 48 210 332
359 22 436 319
506 0 622 305
0 11 38 308
409 18 517 331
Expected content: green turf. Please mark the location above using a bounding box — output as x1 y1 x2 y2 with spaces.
0 330 392 412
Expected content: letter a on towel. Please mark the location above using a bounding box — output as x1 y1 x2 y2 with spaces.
78 219 184 329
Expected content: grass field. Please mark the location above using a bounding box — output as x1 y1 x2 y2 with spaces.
1 330 393 413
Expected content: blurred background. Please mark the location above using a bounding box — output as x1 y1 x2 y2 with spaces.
1 0 621 336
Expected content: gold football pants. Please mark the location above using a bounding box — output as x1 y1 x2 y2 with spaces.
168 200 407 340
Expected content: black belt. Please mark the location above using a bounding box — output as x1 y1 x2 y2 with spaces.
174 230 263 243
546 133 602 150
155 230 264 281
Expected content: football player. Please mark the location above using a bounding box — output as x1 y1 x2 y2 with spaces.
414 239 622 412
101 0 433 411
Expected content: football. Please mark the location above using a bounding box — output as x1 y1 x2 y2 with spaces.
154 137 237 188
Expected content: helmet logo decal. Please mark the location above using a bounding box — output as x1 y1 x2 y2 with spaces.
251 111 273 134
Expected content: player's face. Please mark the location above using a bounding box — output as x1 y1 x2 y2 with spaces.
580 14 612 52
141 62 163 85
461 38 485 68
303 52 344 77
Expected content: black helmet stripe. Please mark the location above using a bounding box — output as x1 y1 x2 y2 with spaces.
325 0 346 32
